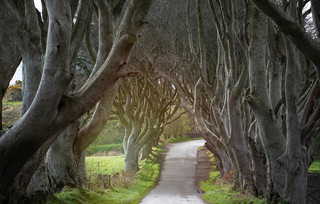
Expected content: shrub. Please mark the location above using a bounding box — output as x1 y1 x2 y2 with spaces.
86 143 124 156
5 80 23 102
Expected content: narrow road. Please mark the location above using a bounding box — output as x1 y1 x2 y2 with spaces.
140 139 206 204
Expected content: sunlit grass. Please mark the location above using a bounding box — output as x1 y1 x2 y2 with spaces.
86 155 125 175
309 158 320 173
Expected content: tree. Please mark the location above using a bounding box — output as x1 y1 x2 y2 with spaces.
46 0 125 192
0 0 152 202
152 1 319 203
247 1 320 203
113 56 181 171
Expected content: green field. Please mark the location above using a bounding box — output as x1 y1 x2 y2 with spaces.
86 155 125 175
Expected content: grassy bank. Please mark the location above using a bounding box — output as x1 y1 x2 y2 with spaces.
200 149 264 204
201 154 320 204
47 147 162 204
200 172 264 204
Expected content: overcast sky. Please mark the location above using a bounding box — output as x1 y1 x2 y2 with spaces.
10 64 22 85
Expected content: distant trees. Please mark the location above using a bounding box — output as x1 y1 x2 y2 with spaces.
113 57 182 171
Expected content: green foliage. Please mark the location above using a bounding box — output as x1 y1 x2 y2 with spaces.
47 147 162 204
86 144 124 156
91 120 125 145
161 111 193 141
309 158 320 173
166 136 201 143
201 151 264 204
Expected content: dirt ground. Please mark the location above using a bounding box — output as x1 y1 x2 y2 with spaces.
195 146 320 203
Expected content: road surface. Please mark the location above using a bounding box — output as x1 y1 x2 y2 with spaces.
140 139 206 204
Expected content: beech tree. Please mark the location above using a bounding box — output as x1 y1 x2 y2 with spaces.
113 56 181 171
0 0 152 203
1 0 320 203
158 0 256 191
156 1 320 203
46 0 125 192
247 0 320 203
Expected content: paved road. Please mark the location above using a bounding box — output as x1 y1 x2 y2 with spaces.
140 139 206 204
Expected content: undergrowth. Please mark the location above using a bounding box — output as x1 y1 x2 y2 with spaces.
200 150 264 204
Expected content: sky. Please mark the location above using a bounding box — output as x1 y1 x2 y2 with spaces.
10 64 22 85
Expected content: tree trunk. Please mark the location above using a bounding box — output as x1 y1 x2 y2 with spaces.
248 7 286 200
267 21 284 113
46 83 119 192
0 56 20 131
125 142 140 172
228 96 253 189
140 139 152 160
283 37 307 204
205 142 232 176
46 120 87 191
24 161 50 203
21 55 42 115
248 136 267 196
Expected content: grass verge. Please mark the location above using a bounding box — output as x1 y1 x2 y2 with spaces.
200 150 264 204
47 147 163 204
309 158 320 173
